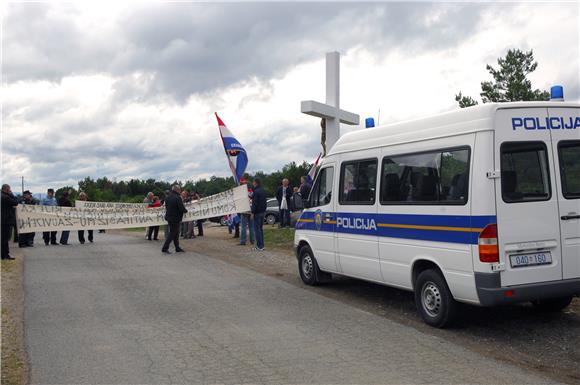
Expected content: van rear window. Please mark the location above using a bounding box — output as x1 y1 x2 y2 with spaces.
558 141 580 199
500 142 551 203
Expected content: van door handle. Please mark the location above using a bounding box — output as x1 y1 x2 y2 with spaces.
561 214 580 220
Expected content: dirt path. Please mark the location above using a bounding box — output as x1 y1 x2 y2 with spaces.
117 224 580 384
1 247 28 385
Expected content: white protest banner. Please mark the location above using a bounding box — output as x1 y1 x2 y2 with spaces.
17 185 250 233
75 200 146 209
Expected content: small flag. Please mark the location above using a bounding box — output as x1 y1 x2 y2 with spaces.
306 153 322 184
216 113 248 185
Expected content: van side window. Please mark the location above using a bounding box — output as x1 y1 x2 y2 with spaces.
310 167 334 207
380 148 469 205
501 142 551 203
558 140 580 199
339 159 377 205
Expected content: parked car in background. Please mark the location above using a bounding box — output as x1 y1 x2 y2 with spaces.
265 198 279 225
208 198 301 227
208 216 228 226
264 197 302 226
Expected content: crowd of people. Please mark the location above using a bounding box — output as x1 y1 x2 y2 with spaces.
1 175 312 260
141 188 205 253
228 175 311 249
275 176 311 228
1 185 101 260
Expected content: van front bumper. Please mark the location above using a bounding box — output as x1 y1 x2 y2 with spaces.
475 272 580 306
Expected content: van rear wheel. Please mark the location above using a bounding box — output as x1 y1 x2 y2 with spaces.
531 296 573 312
298 246 327 286
415 269 457 328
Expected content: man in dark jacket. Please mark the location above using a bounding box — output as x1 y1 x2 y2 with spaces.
58 191 72 245
162 185 188 253
299 176 311 204
251 178 267 251
276 178 293 228
1 184 19 260
18 190 37 247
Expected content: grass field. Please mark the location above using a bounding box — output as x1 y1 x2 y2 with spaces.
263 226 295 249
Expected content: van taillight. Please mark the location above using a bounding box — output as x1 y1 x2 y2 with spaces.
479 224 499 263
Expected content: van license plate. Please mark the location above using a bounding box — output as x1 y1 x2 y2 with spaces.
509 252 552 268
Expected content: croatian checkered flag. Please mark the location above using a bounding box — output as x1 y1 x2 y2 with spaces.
216 113 248 185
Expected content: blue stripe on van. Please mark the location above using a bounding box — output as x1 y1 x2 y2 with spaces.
296 211 496 245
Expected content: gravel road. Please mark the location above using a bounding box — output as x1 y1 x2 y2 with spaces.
23 231 567 384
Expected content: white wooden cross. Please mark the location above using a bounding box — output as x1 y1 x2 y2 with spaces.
301 51 360 155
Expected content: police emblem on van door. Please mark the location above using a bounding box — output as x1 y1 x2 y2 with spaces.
314 209 323 230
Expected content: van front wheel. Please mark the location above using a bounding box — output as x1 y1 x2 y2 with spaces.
531 296 573 312
415 269 457 328
298 246 324 286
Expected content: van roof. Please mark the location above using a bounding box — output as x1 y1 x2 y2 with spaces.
330 101 579 155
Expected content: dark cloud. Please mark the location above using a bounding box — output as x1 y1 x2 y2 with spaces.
4 2 488 100
3 2 577 194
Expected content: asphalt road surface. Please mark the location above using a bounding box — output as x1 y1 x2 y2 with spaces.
24 233 559 384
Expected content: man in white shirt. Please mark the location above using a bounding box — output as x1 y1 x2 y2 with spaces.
276 178 293 228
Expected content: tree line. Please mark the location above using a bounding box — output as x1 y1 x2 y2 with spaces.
55 161 312 202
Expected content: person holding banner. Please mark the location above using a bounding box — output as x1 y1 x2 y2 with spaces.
143 192 154 239
147 195 161 241
193 191 204 237
77 192 94 244
58 191 72 245
239 182 254 246
41 188 58 245
180 190 191 238
162 185 187 254
18 190 38 248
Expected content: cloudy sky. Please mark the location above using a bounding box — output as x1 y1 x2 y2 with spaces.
2 1 579 193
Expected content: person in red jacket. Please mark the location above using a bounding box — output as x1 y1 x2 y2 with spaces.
147 196 162 241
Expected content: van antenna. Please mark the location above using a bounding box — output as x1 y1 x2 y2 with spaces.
377 109 381 126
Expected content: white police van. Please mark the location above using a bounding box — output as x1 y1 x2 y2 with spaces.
294 95 580 328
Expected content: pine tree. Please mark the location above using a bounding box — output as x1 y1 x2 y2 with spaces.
456 49 549 108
